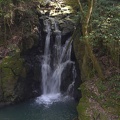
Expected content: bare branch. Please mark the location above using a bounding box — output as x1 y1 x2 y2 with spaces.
77 0 84 16
86 0 93 27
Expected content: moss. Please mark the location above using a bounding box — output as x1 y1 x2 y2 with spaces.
0 53 25 77
77 84 91 120
0 52 26 102
77 97 91 120
96 75 120 117
77 75 120 120
92 111 108 120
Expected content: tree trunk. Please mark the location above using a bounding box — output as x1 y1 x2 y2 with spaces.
78 0 104 80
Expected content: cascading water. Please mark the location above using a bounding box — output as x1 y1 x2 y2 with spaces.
41 20 51 95
36 18 75 104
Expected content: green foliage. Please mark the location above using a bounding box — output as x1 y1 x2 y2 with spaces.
66 0 120 65
107 75 120 100
97 80 107 92
92 1 120 44
89 0 120 64
96 74 120 116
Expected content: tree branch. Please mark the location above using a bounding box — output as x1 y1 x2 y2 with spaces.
78 0 84 16
86 0 93 28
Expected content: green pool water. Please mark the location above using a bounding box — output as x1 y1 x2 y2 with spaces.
0 96 77 120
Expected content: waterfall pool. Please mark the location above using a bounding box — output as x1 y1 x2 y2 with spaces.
0 95 77 120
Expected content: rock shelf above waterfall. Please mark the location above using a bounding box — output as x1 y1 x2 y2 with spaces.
36 0 74 17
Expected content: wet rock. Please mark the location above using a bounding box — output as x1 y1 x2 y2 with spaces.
61 62 74 92
0 53 27 103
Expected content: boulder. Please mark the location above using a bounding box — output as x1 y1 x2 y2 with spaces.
0 53 26 104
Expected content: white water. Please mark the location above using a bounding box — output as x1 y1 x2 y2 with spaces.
36 19 74 105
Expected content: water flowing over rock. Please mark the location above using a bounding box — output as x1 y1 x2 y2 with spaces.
35 14 81 104
41 18 71 94
41 18 73 94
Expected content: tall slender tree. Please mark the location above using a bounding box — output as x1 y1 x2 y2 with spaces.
76 0 104 80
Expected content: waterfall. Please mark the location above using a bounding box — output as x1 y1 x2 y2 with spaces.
36 19 74 104
41 20 51 95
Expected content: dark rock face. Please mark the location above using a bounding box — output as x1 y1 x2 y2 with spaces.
59 19 74 44
0 87 3 102
60 62 74 92
71 48 81 102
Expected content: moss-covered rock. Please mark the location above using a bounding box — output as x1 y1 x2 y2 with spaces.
77 76 120 120
0 52 26 103
77 84 91 120
0 1 40 106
